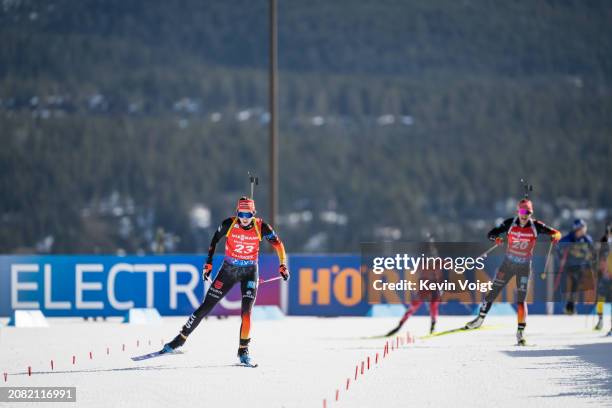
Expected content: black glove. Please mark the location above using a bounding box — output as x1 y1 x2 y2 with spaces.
279 264 290 281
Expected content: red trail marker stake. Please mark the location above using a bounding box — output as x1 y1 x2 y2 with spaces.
323 398 327 408
3 372 7 382
361 361 364 375
367 356 370 370
354 365 358 380
346 378 350 390
50 360 54 370
27 366 31 376
335 389 339 401
89 351 93 360
72 355 76 365
376 352 379 364
122 344 126 352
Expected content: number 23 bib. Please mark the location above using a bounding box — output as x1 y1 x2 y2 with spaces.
225 217 262 261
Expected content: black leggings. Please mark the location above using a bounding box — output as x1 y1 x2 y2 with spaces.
479 259 530 327
180 261 258 346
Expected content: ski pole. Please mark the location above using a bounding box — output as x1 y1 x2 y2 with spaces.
542 241 554 280
477 243 499 259
259 276 283 285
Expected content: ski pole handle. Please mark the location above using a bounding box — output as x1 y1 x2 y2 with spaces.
259 276 283 285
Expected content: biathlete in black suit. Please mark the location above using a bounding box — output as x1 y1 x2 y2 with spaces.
163 197 289 366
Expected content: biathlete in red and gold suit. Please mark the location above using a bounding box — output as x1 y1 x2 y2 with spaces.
164 197 288 365
465 199 561 345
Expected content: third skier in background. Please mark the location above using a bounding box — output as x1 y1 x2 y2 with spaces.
556 219 594 315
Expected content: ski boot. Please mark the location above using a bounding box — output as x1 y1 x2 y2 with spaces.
564 302 575 315
516 328 526 346
237 348 257 367
430 319 437 334
237 338 257 367
465 315 484 330
594 315 603 331
162 333 187 353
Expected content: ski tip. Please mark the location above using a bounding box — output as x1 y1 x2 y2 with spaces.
236 363 259 368
359 334 387 340
131 349 184 361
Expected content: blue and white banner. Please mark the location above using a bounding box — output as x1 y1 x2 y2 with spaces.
0 255 282 317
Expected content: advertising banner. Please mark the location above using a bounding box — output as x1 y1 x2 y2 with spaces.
0 255 281 317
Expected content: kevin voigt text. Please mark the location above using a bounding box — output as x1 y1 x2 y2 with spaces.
372 279 494 293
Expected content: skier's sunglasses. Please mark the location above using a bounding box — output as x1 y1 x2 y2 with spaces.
237 212 254 219
518 209 532 215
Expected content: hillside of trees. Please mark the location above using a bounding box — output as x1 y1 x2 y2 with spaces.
1 0 611 253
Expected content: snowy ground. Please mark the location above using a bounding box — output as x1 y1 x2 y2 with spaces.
0 314 611 408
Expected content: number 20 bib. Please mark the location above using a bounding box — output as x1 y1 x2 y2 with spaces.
506 217 538 260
